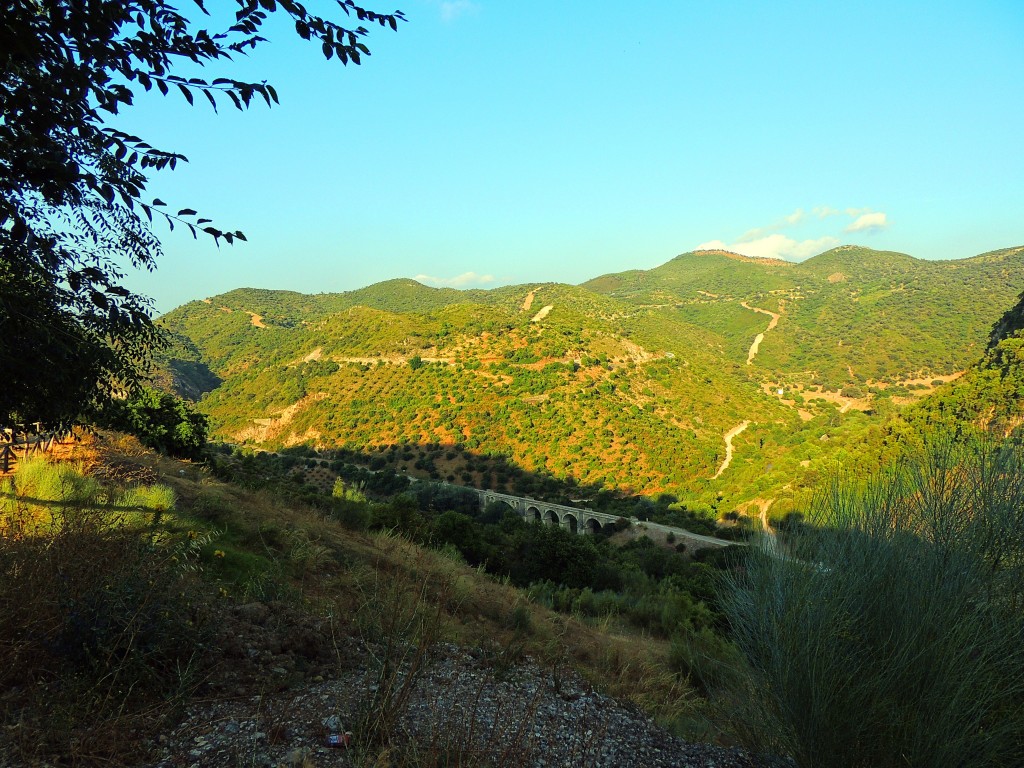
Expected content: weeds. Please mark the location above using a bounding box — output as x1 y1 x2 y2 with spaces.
350 551 449 755
0 458 210 764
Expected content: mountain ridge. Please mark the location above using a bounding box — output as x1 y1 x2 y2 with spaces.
159 243 1024 512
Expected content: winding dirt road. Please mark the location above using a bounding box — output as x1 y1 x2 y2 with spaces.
741 302 781 365
713 420 751 479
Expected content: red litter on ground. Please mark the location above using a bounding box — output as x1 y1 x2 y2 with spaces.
325 732 352 749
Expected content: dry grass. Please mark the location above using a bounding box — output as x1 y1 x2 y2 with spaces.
0 433 710 764
0 452 210 764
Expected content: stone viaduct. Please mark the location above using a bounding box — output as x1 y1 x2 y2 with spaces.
468 489 626 535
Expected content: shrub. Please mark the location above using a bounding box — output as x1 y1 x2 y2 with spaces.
99 387 208 459
668 627 745 695
720 435 1024 768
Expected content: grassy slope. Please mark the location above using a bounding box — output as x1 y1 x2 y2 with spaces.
0 437 708 764
588 245 1024 386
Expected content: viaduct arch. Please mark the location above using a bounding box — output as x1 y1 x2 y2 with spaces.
472 489 625 535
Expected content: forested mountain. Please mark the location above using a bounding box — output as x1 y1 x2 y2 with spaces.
160 244 1024 514
587 245 1024 387
892 289 1024 442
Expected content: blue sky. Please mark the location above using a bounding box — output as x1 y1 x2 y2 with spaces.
115 0 1024 313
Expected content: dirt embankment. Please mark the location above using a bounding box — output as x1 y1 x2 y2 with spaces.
531 305 553 322
521 289 538 311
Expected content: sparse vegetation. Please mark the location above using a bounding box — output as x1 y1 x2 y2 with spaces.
0 457 210 763
0 435 741 764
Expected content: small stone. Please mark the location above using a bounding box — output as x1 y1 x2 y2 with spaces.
322 714 342 731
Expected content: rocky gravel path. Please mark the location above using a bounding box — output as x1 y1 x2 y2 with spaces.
145 643 765 768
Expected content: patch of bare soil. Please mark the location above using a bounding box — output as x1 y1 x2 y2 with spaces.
531 305 553 322
740 302 781 365
235 393 329 444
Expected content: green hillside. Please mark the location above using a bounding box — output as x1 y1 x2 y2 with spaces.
894 289 1024 441
588 245 1024 388
159 244 1024 515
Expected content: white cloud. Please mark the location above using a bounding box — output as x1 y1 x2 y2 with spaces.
695 239 729 251
734 234 839 261
739 208 804 241
695 235 838 262
439 0 478 21
845 212 888 233
783 208 805 226
415 271 495 288
696 204 888 262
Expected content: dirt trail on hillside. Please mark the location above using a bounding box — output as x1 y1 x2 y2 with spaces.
531 305 553 322
713 420 750 479
741 302 781 365
248 312 266 328
522 289 538 311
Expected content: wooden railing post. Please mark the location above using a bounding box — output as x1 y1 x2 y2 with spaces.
0 425 73 472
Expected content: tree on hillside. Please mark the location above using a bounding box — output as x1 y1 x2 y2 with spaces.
101 386 208 459
0 0 404 429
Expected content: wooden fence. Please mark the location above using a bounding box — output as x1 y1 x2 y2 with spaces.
0 425 68 473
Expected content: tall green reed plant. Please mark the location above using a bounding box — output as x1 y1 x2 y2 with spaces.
720 434 1024 768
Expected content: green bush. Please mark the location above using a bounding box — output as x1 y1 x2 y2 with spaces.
100 387 208 459
721 435 1024 768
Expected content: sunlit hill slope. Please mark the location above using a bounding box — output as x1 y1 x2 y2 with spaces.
160 245 1024 512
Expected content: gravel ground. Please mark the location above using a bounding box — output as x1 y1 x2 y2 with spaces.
0 600 779 768
145 642 765 768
